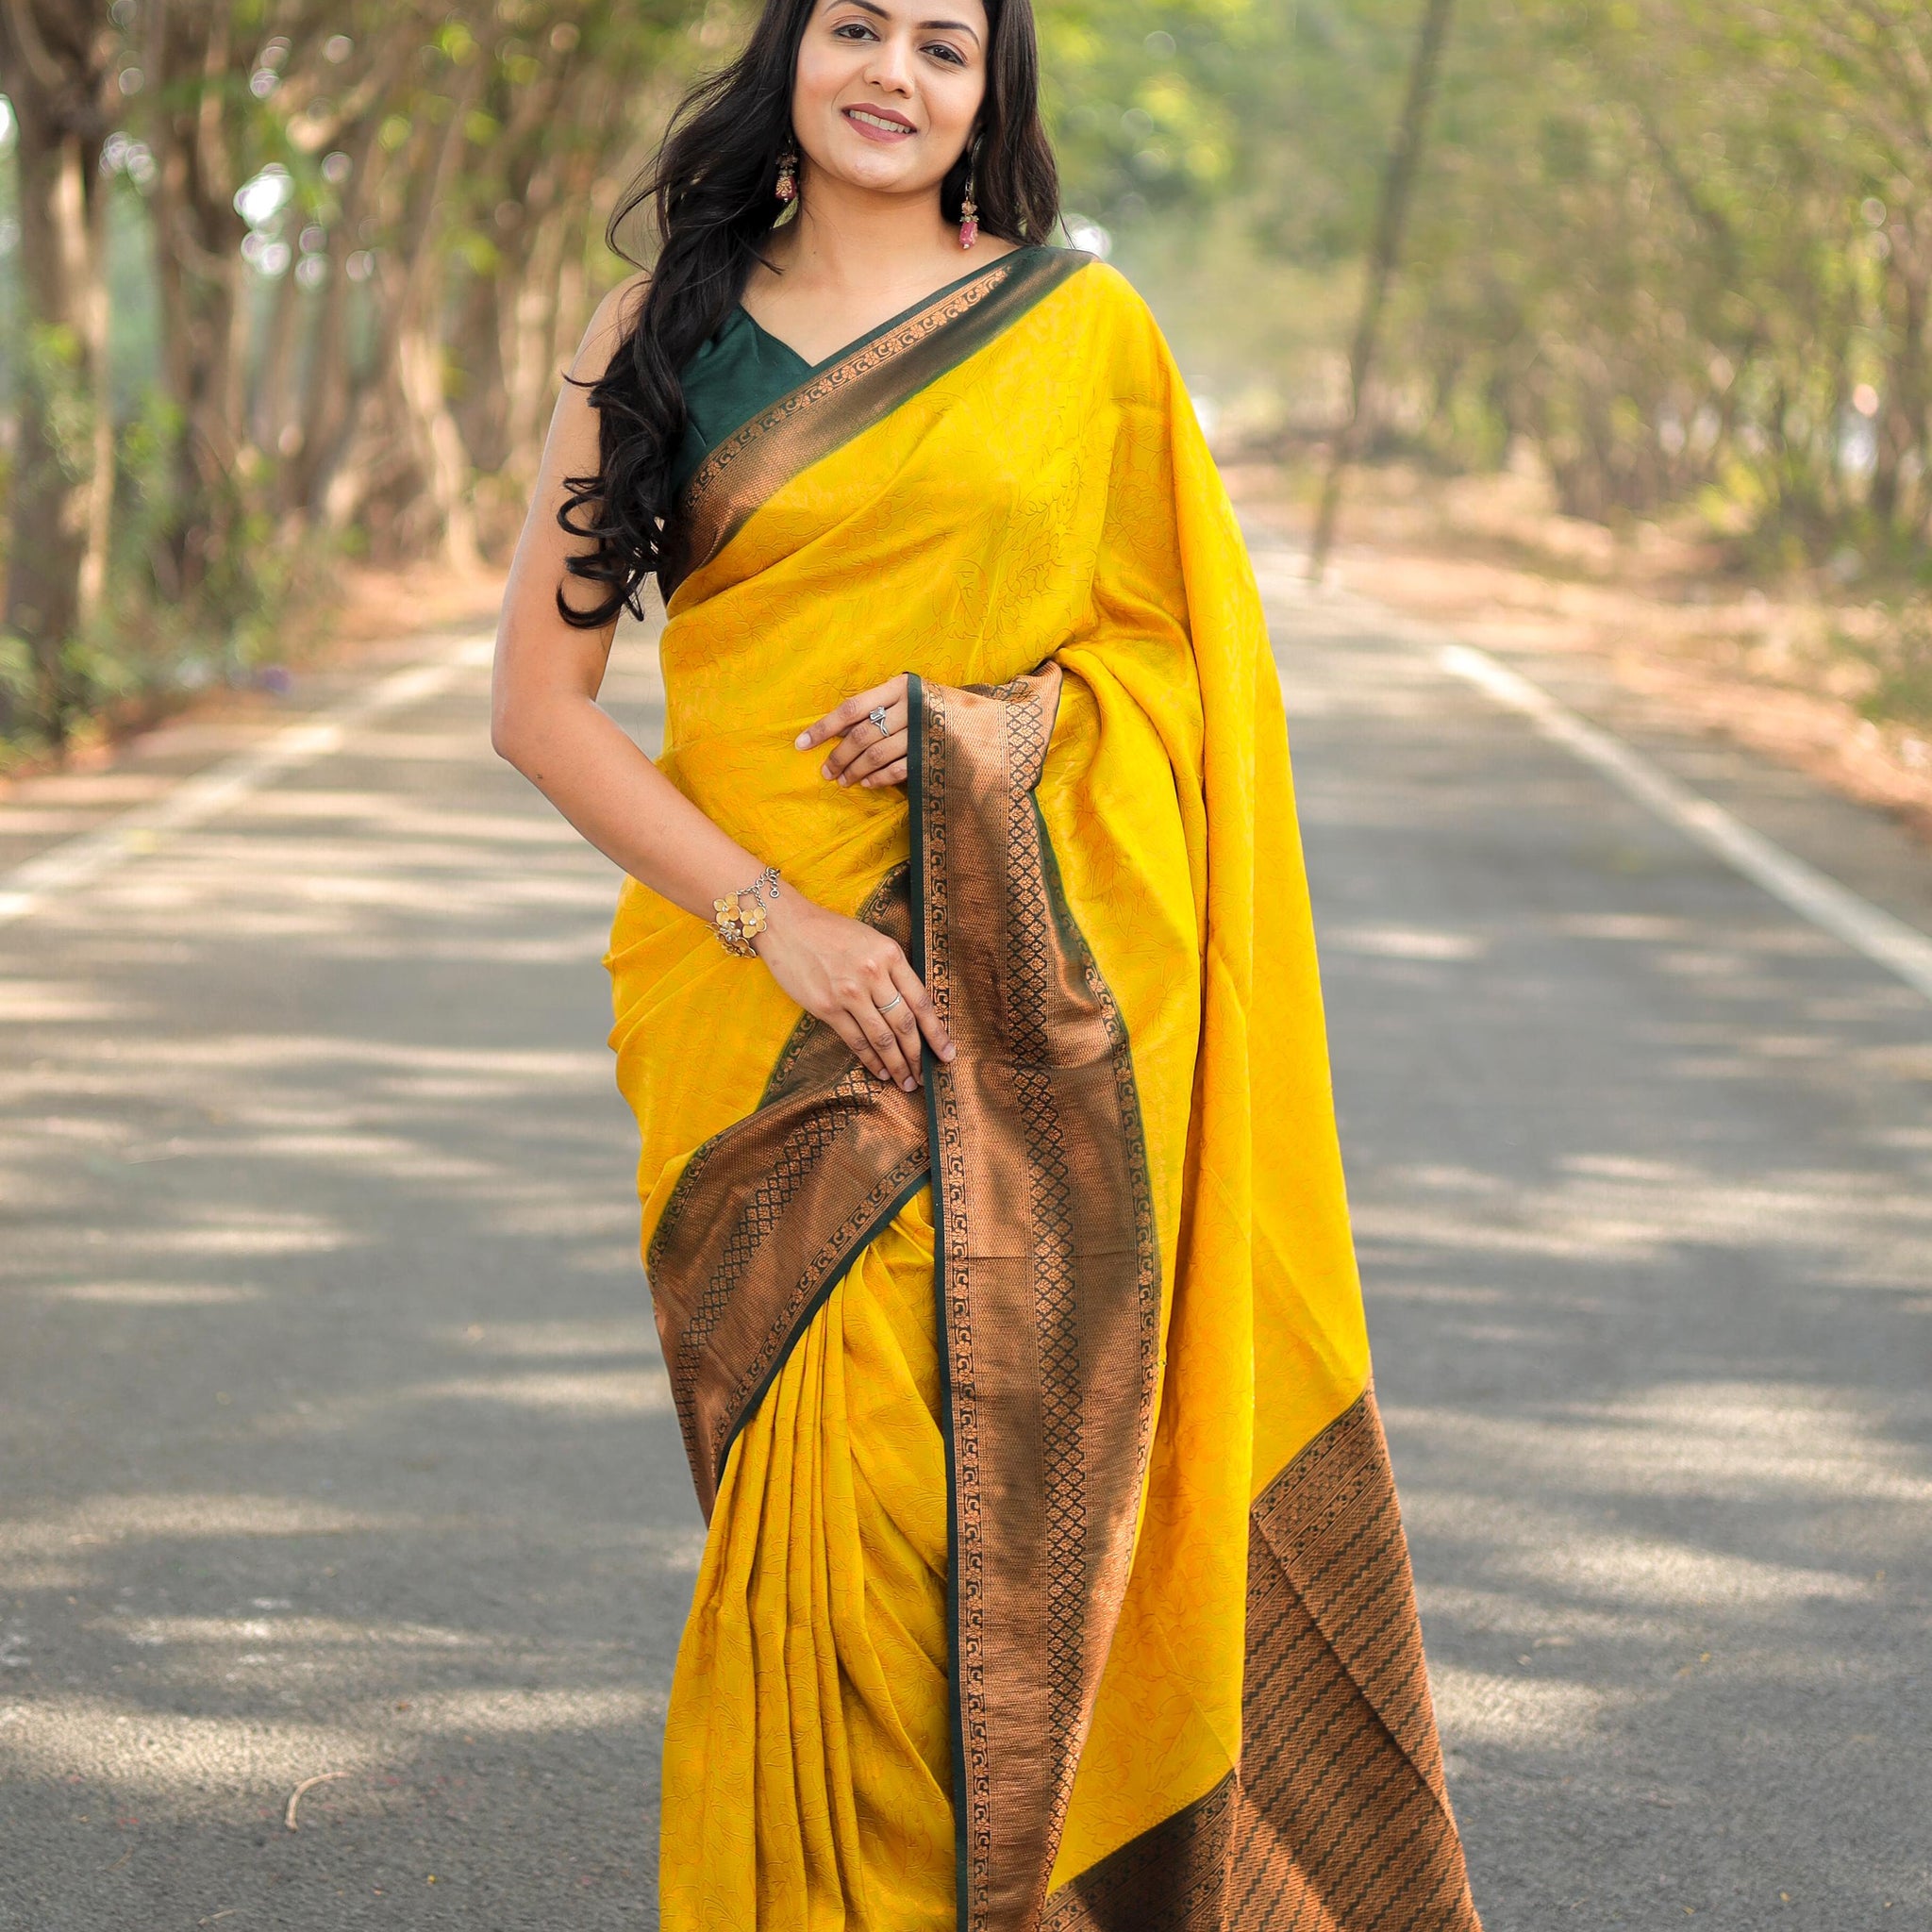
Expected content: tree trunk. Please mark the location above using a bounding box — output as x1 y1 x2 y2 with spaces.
142 0 252 600
0 0 113 740
323 57 486 564
1307 0 1458 583
77 155 115 626
501 201 571 484
394 312 481 570
399 58 486 568
1871 214 1930 541
281 100 392 522
252 256 305 464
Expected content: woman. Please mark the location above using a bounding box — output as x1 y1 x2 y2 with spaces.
491 0 1483 1925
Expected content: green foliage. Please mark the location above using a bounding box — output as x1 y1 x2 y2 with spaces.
0 630 34 711
21 322 96 484
1071 0 1932 573
1042 0 1257 223
1848 604 1932 732
8 0 1932 770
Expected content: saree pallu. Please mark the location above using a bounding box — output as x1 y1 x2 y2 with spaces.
606 248 1482 1931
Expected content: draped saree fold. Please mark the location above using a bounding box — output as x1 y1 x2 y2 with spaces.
605 246 1482 1931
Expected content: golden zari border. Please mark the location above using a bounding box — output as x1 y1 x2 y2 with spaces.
909 667 1162 1932
643 663 1165 1932
644 870 928 1517
1039 1391 1483 1930
660 246 1093 598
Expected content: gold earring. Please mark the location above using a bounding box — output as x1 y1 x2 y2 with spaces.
958 146 979 248
774 141 798 205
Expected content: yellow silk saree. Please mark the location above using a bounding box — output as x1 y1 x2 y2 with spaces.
605 246 1482 1932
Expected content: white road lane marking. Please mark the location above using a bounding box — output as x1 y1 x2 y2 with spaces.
0 633 496 926
1440 640 1932 1008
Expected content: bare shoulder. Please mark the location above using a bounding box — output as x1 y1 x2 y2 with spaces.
567 271 651 384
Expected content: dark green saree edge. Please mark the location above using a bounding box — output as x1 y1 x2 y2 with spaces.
708 857 928 1491
711 1162 932 1495
661 246 1095 602
908 671 970 1920
681 243 1048 494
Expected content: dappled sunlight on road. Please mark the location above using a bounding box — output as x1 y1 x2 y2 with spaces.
0 642 683 1908
441 1316 660 1357
244 1366 678 1437
0 1696 391 1798
1357 1154 1932 1264
1273 574 1932 1919
44 1281 270 1307
6 585 1929 1919
1327 923 1490 961
1428 1666 1610 1751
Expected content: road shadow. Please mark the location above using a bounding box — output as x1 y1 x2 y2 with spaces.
0 625 682 1928
1281 596 1932 1927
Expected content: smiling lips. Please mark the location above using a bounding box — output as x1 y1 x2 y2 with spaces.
843 105 917 142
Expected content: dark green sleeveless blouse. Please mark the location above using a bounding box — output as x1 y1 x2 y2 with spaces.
669 307 813 500
670 250 1055 499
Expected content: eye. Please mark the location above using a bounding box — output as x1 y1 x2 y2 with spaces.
924 40 967 65
831 18 878 39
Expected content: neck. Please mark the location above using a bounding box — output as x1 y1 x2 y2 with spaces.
775 168 974 292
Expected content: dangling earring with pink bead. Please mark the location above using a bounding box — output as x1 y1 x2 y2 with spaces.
774 136 798 206
958 137 980 248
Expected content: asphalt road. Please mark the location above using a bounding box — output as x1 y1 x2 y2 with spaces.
2 543 1928 1929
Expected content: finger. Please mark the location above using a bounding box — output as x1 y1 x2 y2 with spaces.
858 955 921 1087
823 709 904 783
795 675 905 753
806 674 908 756
839 732 908 787
858 1004 915 1091
890 957 955 1063
828 1012 889 1083
879 986 924 1079
858 756 908 791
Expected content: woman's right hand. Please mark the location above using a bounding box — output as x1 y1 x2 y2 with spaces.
754 892 956 1091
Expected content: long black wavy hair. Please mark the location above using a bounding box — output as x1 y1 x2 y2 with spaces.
555 0 1060 626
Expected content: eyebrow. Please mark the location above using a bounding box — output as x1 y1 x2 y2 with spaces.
835 0 983 42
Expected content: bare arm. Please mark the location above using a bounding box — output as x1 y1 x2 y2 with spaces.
490 280 953 1090
491 276 747 923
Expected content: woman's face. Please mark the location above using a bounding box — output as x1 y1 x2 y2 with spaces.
791 0 991 205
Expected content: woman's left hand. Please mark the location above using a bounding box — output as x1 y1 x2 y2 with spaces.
795 674 910 791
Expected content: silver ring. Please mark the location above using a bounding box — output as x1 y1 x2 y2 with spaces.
875 992 903 1014
868 705 890 736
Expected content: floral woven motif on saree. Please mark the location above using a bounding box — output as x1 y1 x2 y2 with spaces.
606 245 1482 1932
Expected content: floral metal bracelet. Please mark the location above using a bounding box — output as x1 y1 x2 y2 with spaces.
712 864 781 957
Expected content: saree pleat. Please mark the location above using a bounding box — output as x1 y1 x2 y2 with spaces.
662 1188 954 1932
609 249 1480 1931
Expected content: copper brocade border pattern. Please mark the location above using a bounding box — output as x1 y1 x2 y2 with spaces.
910 667 1163 1932
660 246 1093 597
644 871 928 1521
1038 1391 1483 1931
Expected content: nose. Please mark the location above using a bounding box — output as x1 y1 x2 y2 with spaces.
861 28 916 96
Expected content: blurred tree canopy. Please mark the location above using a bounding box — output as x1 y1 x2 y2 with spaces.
1101 0 1932 576
2 0 1930 754
0 0 703 744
